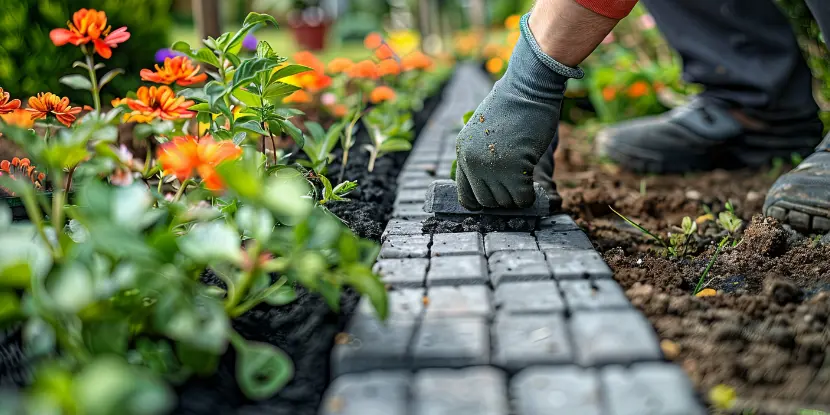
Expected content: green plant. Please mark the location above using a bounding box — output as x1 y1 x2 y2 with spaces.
693 235 729 295
363 104 414 172
319 176 357 204
300 120 347 175
337 105 363 184
611 207 699 258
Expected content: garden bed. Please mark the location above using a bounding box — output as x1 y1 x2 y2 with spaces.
555 125 830 411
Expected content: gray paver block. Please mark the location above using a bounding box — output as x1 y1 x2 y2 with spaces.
546 250 613 280
356 289 424 320
603 363 706 415
412 367 509 415
427 255 488 286
432 232 484 256
424 180 549 216
559 280 631 310
379 235 431 259
320 371 410 415
494 281 566 315
373 258 429 288
512 367 603 415
536 229 594 251
392 203 433 219
488 251 550 285
412 316 489 368
381 219 425 242
331 315 415 376
493 313 573 370
396 189 428 204
424 285 492 318
400 177 437 191
397 170 432 184
570 310 662 366
484 232 539 255
538 214 580 232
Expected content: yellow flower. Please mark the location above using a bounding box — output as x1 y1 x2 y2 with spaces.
708 385 737 410
504 15 521 30
486 58 504 74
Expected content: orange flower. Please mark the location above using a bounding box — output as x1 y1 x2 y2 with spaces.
486 58 504 74
296 72 332 93
370 86 396 104
327 58 354 75
49 9 130 59
507 31 521 47
284 90 313 104
122 86 195 123
1 109 34 129
376 59 401 77
347 60 378 79
293 51 325 74
627 81 650 98
26 92 82 127
0 88 21 115
156 135 242 192
330 104 348 118
0 157 45 190
602 86 617 101
505 15 521 30
401 52 433 71
140 56 208 87
364 32 383 50
374 44 395 60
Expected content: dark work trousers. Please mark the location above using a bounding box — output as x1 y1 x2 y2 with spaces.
641 0 830 120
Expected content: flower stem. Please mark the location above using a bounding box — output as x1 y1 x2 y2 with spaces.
172 179 193 202
85 52 101 112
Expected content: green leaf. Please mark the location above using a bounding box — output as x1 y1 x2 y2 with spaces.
264 285 297 306
263 82 300 102
231 58 279 92
189 102 213 112
379 139 412 154
195 47 221 68
243 12 280 29
205 81 228 109
256 41 276 59
236 120 269 136
232 88 262 108
235 340 293 400
224 13 279 55
0 291 22 324
236 205 274 241
332 181 358 197
176 342 220 375
269 64 312 82
280 120 304 148
345 265 388 320
74 357 175 415
179 222 244 265
46 263 94 313
98 68 124 90
0 227 52 289
83 320 129 355
60 74 93 91
0 204 10 231
319 175 335 203
462 110 475 125
233 132 247 145
450 159 458 181
305 122 325 142
171 41 193 55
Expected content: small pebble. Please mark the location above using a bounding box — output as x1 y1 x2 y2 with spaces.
660 339 681 359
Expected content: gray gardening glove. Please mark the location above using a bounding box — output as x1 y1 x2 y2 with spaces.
456 13 582 210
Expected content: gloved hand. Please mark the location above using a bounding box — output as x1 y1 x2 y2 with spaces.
455 13 582 210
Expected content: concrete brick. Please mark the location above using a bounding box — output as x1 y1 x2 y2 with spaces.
400 177 437 191
493 313 573 370
546 250 613 280
484 232 538 255
559 280 631 310
432 232 484 257
373 258 429 288
392 203 433 220
395 189 428 204
320 371 410 415
536 229 594 251
412 317 489 368
379 235 431 259
331 315 415 376
412 367 509 415
488 251 550 285
602 364 706 415
397 170 432 184
570 310 662 366
538 214 580 232
427 255 488 286
424 180 549 216
494 281 566 315
356 289 424 320
381 219 425 242
512 367 603 415
424 285 492 318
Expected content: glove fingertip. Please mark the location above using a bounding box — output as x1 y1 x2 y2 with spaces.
456 167 483 211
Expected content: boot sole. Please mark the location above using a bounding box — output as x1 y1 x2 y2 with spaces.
765 201 830 234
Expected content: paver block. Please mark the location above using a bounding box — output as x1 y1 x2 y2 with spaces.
407 153 440 164
424 180 549 216
379 235 431 259
536 229 594 251
356 289 424 320
381 219 425 242
432 232 484 256
412 367 509 415
320 371 410 415
331 315 415 376
559 280 631 310
396 189 428 204
424 285 492 318
493 313 573 370
397 170 432 184
488 251 550 285
427 255 488 286
392 203 433 219
400 177 437 191
373 258 429 287
602 363 706 415
512 367 603 415
494 281 566 315
412 316 489 368
546 250 613 280
484 232 538 255
538 214 580 232
570 310 661 366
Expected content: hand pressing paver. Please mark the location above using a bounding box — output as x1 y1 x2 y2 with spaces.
536 229 594 251
432 232 484 256
427 255 488 286
494 281 566 315
412 316 489 368
493 313 573 370
570 310 662 366
488 251 551 285
559 280 631 310
484 232 538 255
424 285 492 318
379 234 431 259
546 250 613 280
512 367 603 415
320 371 410 415
412 367 509 415
602 363 706 415
331 314 415 376
373 258 429 287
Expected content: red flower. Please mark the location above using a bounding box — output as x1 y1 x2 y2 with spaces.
50 9 130 59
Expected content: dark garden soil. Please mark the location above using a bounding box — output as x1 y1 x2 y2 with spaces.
555 124 830 411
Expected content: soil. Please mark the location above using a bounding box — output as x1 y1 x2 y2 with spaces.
555 124 830 411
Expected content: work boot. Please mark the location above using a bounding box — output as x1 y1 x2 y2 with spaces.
532 132 563 212
764 133 830 233
595 100 823 173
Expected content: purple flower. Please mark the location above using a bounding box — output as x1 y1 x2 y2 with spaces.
242 34 258 51
155 48 183 63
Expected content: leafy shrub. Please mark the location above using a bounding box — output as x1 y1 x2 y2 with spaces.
0 0 172 103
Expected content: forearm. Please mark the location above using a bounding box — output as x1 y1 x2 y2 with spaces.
528 0 636 67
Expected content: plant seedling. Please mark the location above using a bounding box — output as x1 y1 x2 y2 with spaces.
299 120 347 175
337 103 364 184
610 206 678 257
319 176 357 204
362 104 414 172
693 235 729 295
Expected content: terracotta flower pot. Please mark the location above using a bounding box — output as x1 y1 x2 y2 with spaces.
289 19 330 51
